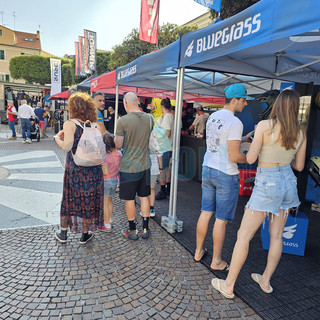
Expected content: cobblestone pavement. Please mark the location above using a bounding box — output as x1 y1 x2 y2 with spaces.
0 124 262 319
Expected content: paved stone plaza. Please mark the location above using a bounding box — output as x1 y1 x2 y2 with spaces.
0 124 261 319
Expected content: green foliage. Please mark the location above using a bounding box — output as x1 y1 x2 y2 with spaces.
9 55 76 86
108 23 198 70
210 0 260 20
10 55 50 85
96 50 112 75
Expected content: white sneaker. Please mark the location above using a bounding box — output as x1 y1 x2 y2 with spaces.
150 209 155 217
311 203 320 213
26 138 32 144
22 139 26 144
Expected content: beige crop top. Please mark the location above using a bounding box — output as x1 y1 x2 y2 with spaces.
258 120 303 164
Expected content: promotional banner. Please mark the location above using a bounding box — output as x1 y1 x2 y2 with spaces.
50 58 61 96
194 0 221 12
78 36 87 76
84 29 97 72
139 0 159 44
74 42 81 77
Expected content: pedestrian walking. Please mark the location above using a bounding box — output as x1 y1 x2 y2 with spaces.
54 92 104 245
18 99 36 144
6 100 17 140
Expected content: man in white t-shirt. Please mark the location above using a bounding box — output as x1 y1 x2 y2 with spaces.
194 84 252 271
18 99 36 143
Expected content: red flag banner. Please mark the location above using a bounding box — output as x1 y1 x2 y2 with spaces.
78 36 87 76
75 42 81 76
139 0 160 44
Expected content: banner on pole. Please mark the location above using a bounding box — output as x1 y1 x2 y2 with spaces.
84 29 97 72
194 0 221 12
50 58 61 96
139 0 159 44
78 36 88 76
75 42 81 77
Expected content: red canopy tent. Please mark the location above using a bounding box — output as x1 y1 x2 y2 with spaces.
90 70 224 104
48 90 69 100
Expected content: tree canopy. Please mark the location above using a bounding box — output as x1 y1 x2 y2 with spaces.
96 50 112 75
108 23 198 71
9 55 75 86
210 0 260 20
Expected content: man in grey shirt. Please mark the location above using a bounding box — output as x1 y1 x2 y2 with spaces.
115 92 153 240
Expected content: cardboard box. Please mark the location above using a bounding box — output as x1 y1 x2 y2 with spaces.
260 211 309 256
239 169 256 196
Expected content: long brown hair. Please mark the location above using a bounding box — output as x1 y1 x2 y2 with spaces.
269 90 301 150
68 92 97 122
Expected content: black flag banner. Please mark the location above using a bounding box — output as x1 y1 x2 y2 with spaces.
84 29 97 72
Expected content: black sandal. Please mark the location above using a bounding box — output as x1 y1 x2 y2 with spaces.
194 248 208 262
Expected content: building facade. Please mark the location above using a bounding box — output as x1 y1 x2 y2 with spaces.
0 25 53 115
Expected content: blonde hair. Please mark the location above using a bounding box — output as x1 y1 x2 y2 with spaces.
269 90 302 150
68 92 97 122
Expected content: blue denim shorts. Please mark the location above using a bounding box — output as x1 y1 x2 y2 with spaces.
201 166 240 222
104 178 118 197
246 165 300 216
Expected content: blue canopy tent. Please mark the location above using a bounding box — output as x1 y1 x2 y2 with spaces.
166 0 320 221
180 0 320 83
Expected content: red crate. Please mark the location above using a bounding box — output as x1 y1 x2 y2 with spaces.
239 169 256 196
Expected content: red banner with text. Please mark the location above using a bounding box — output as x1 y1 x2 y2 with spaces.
139 0 160 45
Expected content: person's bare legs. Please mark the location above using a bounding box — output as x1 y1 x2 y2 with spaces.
125 199 137 221
103 196 113 224
259 209 288 289
210 218 229 270
149 188 155 207
218 208 266 295
194 211 213 261
140 196 150 217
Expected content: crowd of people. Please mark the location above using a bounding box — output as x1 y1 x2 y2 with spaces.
6 98 51 143
53 85 306 298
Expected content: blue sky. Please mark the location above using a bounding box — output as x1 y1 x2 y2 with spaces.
1 0 208 57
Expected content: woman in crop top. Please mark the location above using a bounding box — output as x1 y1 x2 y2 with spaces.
211 90 306 299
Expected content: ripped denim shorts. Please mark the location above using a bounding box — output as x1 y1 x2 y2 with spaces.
245 165 300 216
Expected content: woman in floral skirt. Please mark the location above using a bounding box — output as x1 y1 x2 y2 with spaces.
54 92 104 244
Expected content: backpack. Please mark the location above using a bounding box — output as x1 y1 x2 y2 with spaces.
148 114 172 154
70 119 106 167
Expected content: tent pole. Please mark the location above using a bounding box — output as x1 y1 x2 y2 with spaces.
169 67 185 223
114 85 119 133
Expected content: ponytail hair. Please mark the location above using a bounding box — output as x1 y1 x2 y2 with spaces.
103 134 116 154
161 97 171 110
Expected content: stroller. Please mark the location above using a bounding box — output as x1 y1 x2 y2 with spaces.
30 117 40 142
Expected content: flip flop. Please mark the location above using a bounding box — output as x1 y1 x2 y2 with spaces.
251 273 273 294
211 278 234 299
210 262 230 272
194 248 208 262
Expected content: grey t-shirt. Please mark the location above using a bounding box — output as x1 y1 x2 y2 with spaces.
116 112 153 173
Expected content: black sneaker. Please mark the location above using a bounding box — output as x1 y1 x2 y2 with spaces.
155 190 166 200
141 228 150 239
121 228 139 240
55 230 67 243
79 232 94 244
